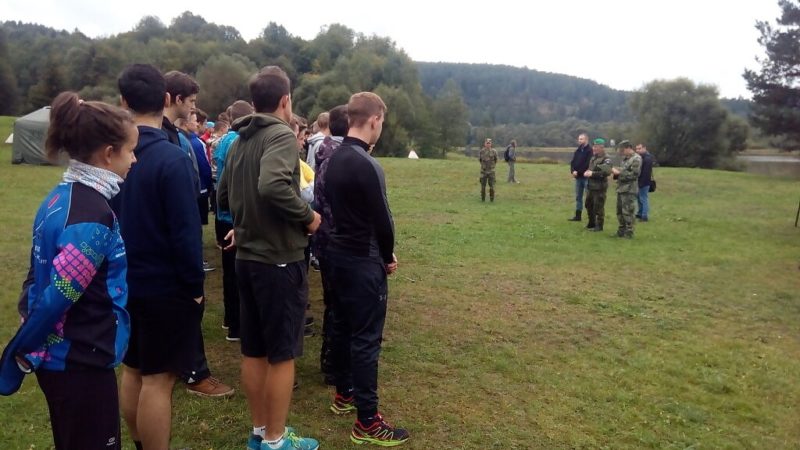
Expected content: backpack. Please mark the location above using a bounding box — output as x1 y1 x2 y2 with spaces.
504 146 511 162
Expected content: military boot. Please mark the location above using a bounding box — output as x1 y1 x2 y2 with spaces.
586 221 596 229
568 210 582 221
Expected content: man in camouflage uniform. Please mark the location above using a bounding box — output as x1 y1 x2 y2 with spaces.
479 138 498 202
612 140 642 238
582 138 613 232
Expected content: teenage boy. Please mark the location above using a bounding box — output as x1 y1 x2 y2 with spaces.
217 66 321 450
325 92 410 446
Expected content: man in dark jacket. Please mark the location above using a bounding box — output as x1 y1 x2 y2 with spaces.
568 133 593 221
325 92 410 446
636 143 654 222
115 63 207 450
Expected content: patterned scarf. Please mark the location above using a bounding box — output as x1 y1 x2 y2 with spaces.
62 159 123 200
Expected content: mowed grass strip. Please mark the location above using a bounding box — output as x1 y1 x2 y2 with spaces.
0 116 798 449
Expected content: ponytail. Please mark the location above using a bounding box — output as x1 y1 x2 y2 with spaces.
46 91 135 163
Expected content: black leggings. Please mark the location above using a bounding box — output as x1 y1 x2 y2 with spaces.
36 369 121 450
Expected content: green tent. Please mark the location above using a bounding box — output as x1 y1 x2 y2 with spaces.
11 106 51 165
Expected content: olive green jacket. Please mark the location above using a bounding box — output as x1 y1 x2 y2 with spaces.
616 153 642 194
217 113 314 264
587 152 613 191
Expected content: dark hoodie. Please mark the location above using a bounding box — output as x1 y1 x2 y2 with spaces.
111 126 205 299
312 135 344 257
217 113 314 265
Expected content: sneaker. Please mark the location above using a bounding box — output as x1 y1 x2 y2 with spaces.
330 393 356 415
187 376 234 397
203 261 216 272
310 257 320 272
248 434 263 450
226 333 240 342
304 316 315 327
351 413 409 446
261 431 319 450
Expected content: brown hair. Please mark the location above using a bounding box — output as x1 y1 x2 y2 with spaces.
347 92 387 128
249 66 290 113
195 108 208 124
316 111 330 129
164 70 200 101
228 100 254 123
46 91 134 163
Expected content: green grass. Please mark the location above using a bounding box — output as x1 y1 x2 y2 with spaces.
1 115 799 449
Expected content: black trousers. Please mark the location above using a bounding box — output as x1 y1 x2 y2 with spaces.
215 218 239 336
180 299 210 384
327 251 388 420
37 369 121 450
318 255 334 380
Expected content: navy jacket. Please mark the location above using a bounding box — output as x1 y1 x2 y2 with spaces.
111 126 204 299
638 151 654 188
570 144 592 179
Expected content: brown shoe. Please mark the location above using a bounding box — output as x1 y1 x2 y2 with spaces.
186 376 234 398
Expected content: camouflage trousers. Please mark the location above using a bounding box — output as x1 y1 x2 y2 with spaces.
585 189 607 227
616 192 637 235
480 172 496 201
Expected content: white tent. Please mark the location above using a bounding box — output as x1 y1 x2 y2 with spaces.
4 133 12 144
12 107 51 165
407 150 419 159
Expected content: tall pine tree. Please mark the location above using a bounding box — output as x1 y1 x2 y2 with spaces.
743 0 800 149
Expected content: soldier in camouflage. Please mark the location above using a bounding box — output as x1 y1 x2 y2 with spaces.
479 138 498 202
582 138 613 232
611 140 642 238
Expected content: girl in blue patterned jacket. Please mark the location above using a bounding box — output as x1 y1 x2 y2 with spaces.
0 92 138 450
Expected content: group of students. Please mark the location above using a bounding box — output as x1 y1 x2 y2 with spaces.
0 63 409 450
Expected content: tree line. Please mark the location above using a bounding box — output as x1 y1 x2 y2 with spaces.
0 2 796 165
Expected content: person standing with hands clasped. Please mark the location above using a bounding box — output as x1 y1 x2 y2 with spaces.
612 140 642 238
569 133 592 221
325 92 410 446
0 92 137 450
583 138 613 232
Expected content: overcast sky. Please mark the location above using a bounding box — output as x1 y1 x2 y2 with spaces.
2 0 781 98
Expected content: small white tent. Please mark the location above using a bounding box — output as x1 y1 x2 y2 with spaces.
407 150 419 159
4 133 12 144
12 107 51 165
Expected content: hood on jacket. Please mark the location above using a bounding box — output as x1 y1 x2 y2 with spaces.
136 126 170 152
233 113 289 141
315 136 344 164
307 132 326 146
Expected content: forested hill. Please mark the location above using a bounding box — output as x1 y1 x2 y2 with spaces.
416 62 632 125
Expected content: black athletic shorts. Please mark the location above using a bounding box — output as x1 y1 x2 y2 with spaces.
123 295 203 375
36 368 121 450
236 259 307 362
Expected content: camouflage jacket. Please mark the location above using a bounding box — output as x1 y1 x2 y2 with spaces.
616 153 642 194
479 147 498 175
587 152 613 191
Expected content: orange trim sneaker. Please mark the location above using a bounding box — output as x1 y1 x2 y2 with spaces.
350 413 409 446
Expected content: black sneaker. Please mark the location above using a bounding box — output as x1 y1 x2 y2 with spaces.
351 413 409 446
202 261 215 272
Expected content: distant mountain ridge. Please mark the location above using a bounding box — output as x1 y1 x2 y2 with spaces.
416 62 633 125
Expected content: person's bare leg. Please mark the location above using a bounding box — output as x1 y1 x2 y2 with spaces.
119 366 142 442
137 372 177 450
241 356 268 431
264 359 295 441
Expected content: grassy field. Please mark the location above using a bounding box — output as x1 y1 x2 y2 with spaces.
0 115 799 449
